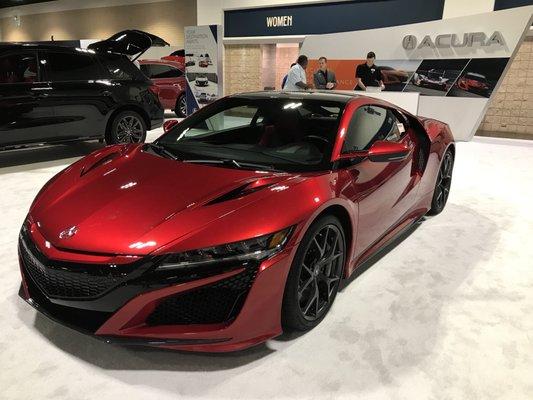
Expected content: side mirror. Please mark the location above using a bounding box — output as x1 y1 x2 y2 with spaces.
367 140 410 162
163 119 179 133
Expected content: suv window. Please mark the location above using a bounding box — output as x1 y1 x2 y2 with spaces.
44 51 106 81
342 105 402 152
142 64 183 79
0 52 39 84
100 55 143 81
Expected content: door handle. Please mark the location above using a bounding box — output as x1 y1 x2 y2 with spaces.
101 90 112 97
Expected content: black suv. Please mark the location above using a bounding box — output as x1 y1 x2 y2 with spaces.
0 30 168 150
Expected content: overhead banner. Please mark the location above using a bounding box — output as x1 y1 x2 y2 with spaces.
224 0 444 37
300 6 533 141
184 25 223 115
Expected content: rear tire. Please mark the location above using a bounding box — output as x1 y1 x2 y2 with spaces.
106 111 147 145
282 215 346 332
174 94 187 118
428 149 454 216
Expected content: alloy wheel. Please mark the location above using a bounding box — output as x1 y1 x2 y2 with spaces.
116 115 144 143
434 152 453 210
298 224 344 321
179 96 187 117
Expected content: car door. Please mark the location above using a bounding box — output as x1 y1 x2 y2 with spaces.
140 63 184 110
40 49 112 140
0 49 57 147
340 104 418 259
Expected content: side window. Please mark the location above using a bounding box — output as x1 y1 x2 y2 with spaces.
342 106 402 152
101 55 143 80
0 52 39 84
147 64 183 79
44 51 105 81
139 64 151 78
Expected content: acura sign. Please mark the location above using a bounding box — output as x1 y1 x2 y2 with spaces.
402 31 505 50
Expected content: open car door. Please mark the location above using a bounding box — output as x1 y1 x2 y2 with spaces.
88 30 169 60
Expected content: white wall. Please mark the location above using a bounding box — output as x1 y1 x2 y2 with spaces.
442 0 494 19
0 0 168 18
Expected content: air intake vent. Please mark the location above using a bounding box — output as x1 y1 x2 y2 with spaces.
206 182 271 205
81 152 119 176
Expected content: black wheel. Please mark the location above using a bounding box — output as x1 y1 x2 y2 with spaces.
175 94 187 117
428 149 454 215
282 215 346 331
106 111 146 145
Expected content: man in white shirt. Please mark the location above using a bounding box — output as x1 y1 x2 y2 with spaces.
283 55 313 91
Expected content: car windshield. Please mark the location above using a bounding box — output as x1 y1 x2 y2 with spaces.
428 71 443 79
466 73 486 82
156 97 345 172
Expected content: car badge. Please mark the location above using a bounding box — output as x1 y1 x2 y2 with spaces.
59 226 78 239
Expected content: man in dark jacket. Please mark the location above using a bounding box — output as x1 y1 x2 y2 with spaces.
313 57 337 90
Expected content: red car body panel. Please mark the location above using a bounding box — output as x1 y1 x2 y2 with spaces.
139 59 185 110
19 92 454 352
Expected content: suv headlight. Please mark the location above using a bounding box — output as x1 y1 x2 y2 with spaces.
157 227 293 270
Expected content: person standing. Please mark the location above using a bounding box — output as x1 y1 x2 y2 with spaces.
281 63 296 89
313 56 337 90
283 55 313 91
355 51 385 91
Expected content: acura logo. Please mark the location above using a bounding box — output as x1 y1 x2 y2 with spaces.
403 35 417 50
402 31 505 50
59 226 78 239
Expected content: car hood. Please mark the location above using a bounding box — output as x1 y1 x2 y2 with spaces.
30 145 297 256
88 29 169 59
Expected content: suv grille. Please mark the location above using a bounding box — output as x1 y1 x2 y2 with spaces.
146 265 258 326
19 235 132 299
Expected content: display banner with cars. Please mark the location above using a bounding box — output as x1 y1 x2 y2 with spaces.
184 25 223 115
300 6 533 141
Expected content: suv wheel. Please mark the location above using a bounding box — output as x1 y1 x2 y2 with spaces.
107 111 146 145
175 94 187 118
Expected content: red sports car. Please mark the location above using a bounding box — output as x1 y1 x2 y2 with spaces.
456 72 490 96
139 59 187 117
18 91 455 352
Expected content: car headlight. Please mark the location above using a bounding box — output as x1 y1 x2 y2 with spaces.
157 227 293 270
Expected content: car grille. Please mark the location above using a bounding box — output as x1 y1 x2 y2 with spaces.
19 234 132 300
146 264 258 326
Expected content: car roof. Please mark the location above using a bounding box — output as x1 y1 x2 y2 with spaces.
231 90 362 104
138 58 183 67
0 43 125 59
0 43 79 52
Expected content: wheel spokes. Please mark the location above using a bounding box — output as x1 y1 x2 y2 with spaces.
297 224 344 321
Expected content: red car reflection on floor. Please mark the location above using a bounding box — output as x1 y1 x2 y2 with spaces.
19 91 455 352
139 59 187 117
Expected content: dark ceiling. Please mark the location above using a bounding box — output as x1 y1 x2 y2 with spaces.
0 0 55 9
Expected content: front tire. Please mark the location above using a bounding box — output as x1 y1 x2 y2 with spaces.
428 149 454 215
282 215 346 332
106 111 147 145
175 94 187 118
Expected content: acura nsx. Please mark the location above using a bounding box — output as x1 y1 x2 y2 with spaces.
19 91 454 352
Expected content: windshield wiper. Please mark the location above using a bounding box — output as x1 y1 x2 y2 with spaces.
183 158 279 171
145 143 179 161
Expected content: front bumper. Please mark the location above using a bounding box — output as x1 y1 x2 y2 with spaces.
18 227 294 352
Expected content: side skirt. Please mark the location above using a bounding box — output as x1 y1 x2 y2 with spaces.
342 210 426 285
